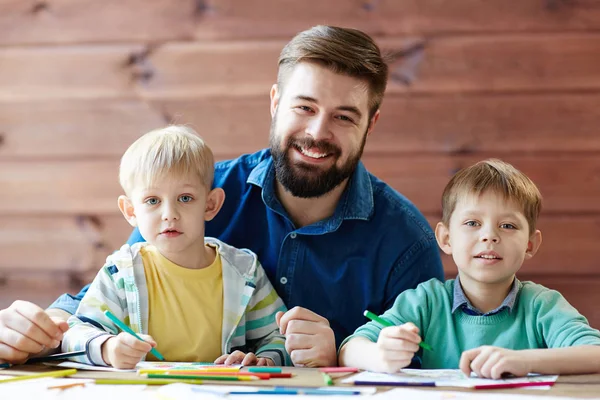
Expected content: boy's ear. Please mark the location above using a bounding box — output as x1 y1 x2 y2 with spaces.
270 83 280 117
435 222 453 255
118 195 137 227
204 188 225 222
525 229 543 260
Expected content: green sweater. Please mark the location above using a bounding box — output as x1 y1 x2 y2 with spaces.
344 278 600 369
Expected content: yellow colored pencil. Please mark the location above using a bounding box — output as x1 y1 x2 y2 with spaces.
95 378 204 385
137 367 240 375
0 368 77 384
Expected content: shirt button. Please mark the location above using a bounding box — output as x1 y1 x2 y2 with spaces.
280 277 288 285
290 233 297 239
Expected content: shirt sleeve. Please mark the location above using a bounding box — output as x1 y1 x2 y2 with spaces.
47 285 90 315
126 227 145 245
244 260 290 366
532 288 600 347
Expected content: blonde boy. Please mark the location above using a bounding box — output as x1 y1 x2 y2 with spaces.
339 159 600 378
62 126 289 368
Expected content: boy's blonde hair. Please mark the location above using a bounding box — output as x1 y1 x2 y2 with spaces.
441 159 542 235
119 125 214 194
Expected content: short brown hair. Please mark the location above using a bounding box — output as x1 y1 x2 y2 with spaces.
278 25 388 120
441 159 542 235
119 125 215 195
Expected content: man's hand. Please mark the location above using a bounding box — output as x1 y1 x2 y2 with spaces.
101 332 156 369
372 322 421 373
460 346 531 379
214 350 274 366
0 301 69 364
276 306 336 367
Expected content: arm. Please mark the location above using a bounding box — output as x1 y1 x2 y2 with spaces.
339 323 422 373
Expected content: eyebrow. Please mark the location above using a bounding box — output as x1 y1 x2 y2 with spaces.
294 95 363 119
459 209 522 219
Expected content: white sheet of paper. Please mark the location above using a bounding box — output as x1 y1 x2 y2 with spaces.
343 369 558 389
157 383 377 398
372 388 584 400
54 361 136 372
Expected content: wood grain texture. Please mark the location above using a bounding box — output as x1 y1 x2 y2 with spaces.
0 0 196 45
194 0 600 39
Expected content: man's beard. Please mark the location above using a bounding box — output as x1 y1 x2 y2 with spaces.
269 119 367 199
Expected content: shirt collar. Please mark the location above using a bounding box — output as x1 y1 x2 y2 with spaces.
452 276 520 316
247 153 374 229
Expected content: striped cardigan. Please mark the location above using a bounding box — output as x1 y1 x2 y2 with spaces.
61 237 290 366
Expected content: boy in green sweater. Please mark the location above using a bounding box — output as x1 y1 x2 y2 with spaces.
339 159 600 378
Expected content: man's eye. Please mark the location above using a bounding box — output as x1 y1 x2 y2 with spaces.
337 115 354 123
179 195 193 203
146 198 159 205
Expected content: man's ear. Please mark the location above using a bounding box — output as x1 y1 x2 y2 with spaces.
270 84 280 117
435 222 452 255
118 195 137 227
204 188 226 222
366 109 380 138
525 230 542 260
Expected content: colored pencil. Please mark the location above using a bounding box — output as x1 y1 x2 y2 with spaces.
247 367 282 373
95 378 204 385
0 368 77 384
364 310 433 351
147 373 259 381
322 372 334 386
104 310 165 361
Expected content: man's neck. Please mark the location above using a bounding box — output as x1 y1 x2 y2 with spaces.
275 179 348 228
459 275 515 314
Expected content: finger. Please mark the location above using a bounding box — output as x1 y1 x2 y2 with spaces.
256 358 268 366
117 333 152 353
380 327 421 345
278 307 329 335
1 312 60 350
138 334 157 348
0 326 48 355
459 348 480 377
242 352 258 366
225 350 245 365
10 301 63 341
214 354 229 364
275 311 285 332
50 317 70 335
479 351 502 379
0 342 29 364
285 333 315 352
284 320 330 335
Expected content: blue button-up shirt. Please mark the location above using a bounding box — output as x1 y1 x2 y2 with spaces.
452 276 520 316
51 149 444 346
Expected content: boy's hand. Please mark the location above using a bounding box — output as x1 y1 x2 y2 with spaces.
460 346 531 379
214 350 274 366
0 301 69 363
101 332 156 369
373 322 421 373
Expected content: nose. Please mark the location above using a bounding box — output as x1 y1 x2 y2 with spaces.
305 114 331 141
161 202 180 221
480 226 500 243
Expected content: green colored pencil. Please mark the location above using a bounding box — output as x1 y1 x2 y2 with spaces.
363 310 433 351
147 373 258 381
322 372 334 386
104 310 165 360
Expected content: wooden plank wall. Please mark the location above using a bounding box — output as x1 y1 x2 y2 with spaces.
1 0 599 327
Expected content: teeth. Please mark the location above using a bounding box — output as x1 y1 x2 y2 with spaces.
479 255 498 259
300 147 328 159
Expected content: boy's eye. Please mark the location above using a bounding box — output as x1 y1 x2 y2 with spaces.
500 223 517 229
179 195 193 203
465 220 480 227
145 198 159 205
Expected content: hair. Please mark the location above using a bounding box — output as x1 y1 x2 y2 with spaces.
119 125 215 195
277 25 388 120
441 159 542 235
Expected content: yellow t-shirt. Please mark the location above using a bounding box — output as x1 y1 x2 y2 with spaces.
141 245 223 362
